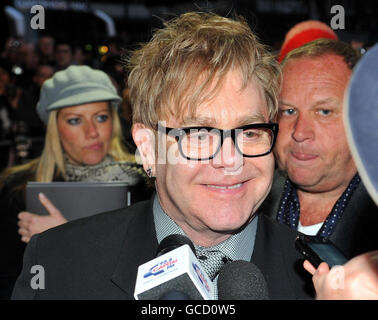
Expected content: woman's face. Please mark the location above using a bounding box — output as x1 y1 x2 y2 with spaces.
57 102 113 165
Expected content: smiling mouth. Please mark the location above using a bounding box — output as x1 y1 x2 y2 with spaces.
205 183 244 190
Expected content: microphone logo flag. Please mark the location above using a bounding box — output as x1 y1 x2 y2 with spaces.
144 258 178 278
192 263 211 293
134 244 215 300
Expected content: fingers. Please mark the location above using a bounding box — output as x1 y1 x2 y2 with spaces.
18 211 33 222
17 226 29 237
315 262 330 276
18 210 37 227
303 260 317 275
303 260 330 276
21 236 31 243
18 229 31 243
38 193 62 217
17 211 33 232
17 219 28 231
17 215 32 243
17 195 66 244
17 211 40 242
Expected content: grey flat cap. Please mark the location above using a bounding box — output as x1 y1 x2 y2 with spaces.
37 65 122 124
344 43 378 205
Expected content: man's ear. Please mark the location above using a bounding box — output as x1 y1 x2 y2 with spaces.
132 123 156 173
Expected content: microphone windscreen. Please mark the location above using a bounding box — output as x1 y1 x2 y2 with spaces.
156 234 196 257
218 260 269 300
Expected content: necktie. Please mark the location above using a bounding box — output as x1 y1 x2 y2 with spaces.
196 249 232 281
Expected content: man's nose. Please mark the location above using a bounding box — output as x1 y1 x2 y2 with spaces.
211 136 244 174
292 113 314 142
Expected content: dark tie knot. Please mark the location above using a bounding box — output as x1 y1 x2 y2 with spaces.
197 249 232 281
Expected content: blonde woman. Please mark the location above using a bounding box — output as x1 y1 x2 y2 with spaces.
0 65 146 299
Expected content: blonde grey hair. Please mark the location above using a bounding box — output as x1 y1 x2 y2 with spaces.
127 12 281 128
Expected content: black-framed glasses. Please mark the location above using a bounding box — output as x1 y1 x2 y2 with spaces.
157 123 278 161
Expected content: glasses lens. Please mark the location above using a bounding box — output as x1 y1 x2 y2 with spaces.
237 127 273 156
173 125 275 160
180 128 221 160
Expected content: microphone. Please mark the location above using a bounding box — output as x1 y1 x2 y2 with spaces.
156 234 195 257
218 260 269 300
134 234 214 300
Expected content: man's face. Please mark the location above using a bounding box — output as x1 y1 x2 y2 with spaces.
275 54 356 193
148 70 275 245
55 44 72 68
39 36 54 56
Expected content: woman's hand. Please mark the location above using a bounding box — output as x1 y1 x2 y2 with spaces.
304 251 378 300
17 193 67 243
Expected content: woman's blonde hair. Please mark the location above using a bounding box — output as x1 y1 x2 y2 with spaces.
127 12 281 128
1 103 133 186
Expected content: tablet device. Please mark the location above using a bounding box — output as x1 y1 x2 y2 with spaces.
26 181 142 221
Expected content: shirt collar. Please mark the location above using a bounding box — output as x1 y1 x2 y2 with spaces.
153 193 257 262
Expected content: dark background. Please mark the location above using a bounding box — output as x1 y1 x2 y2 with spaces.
0 0 376 168
1 0 377 53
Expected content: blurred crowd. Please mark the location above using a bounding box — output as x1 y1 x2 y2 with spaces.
0 22 369 173
0 34 132 171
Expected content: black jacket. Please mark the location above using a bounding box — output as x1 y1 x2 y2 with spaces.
261 169 378 259
12 197 313 300
0 170 31 299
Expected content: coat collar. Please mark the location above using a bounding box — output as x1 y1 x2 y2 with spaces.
252 214 310 299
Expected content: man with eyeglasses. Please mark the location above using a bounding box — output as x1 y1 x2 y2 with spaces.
12 12 313 300
262 39 378 263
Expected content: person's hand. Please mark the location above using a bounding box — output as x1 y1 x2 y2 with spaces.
304 251 378 300
18 193 67 243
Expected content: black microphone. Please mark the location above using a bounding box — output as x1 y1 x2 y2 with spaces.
134 234 215 300
218 260 269 300
156 235 196 300
156 234 196 256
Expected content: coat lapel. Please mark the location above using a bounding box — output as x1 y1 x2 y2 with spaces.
110 198 159 298
252 214 312 299
330 182 378 258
